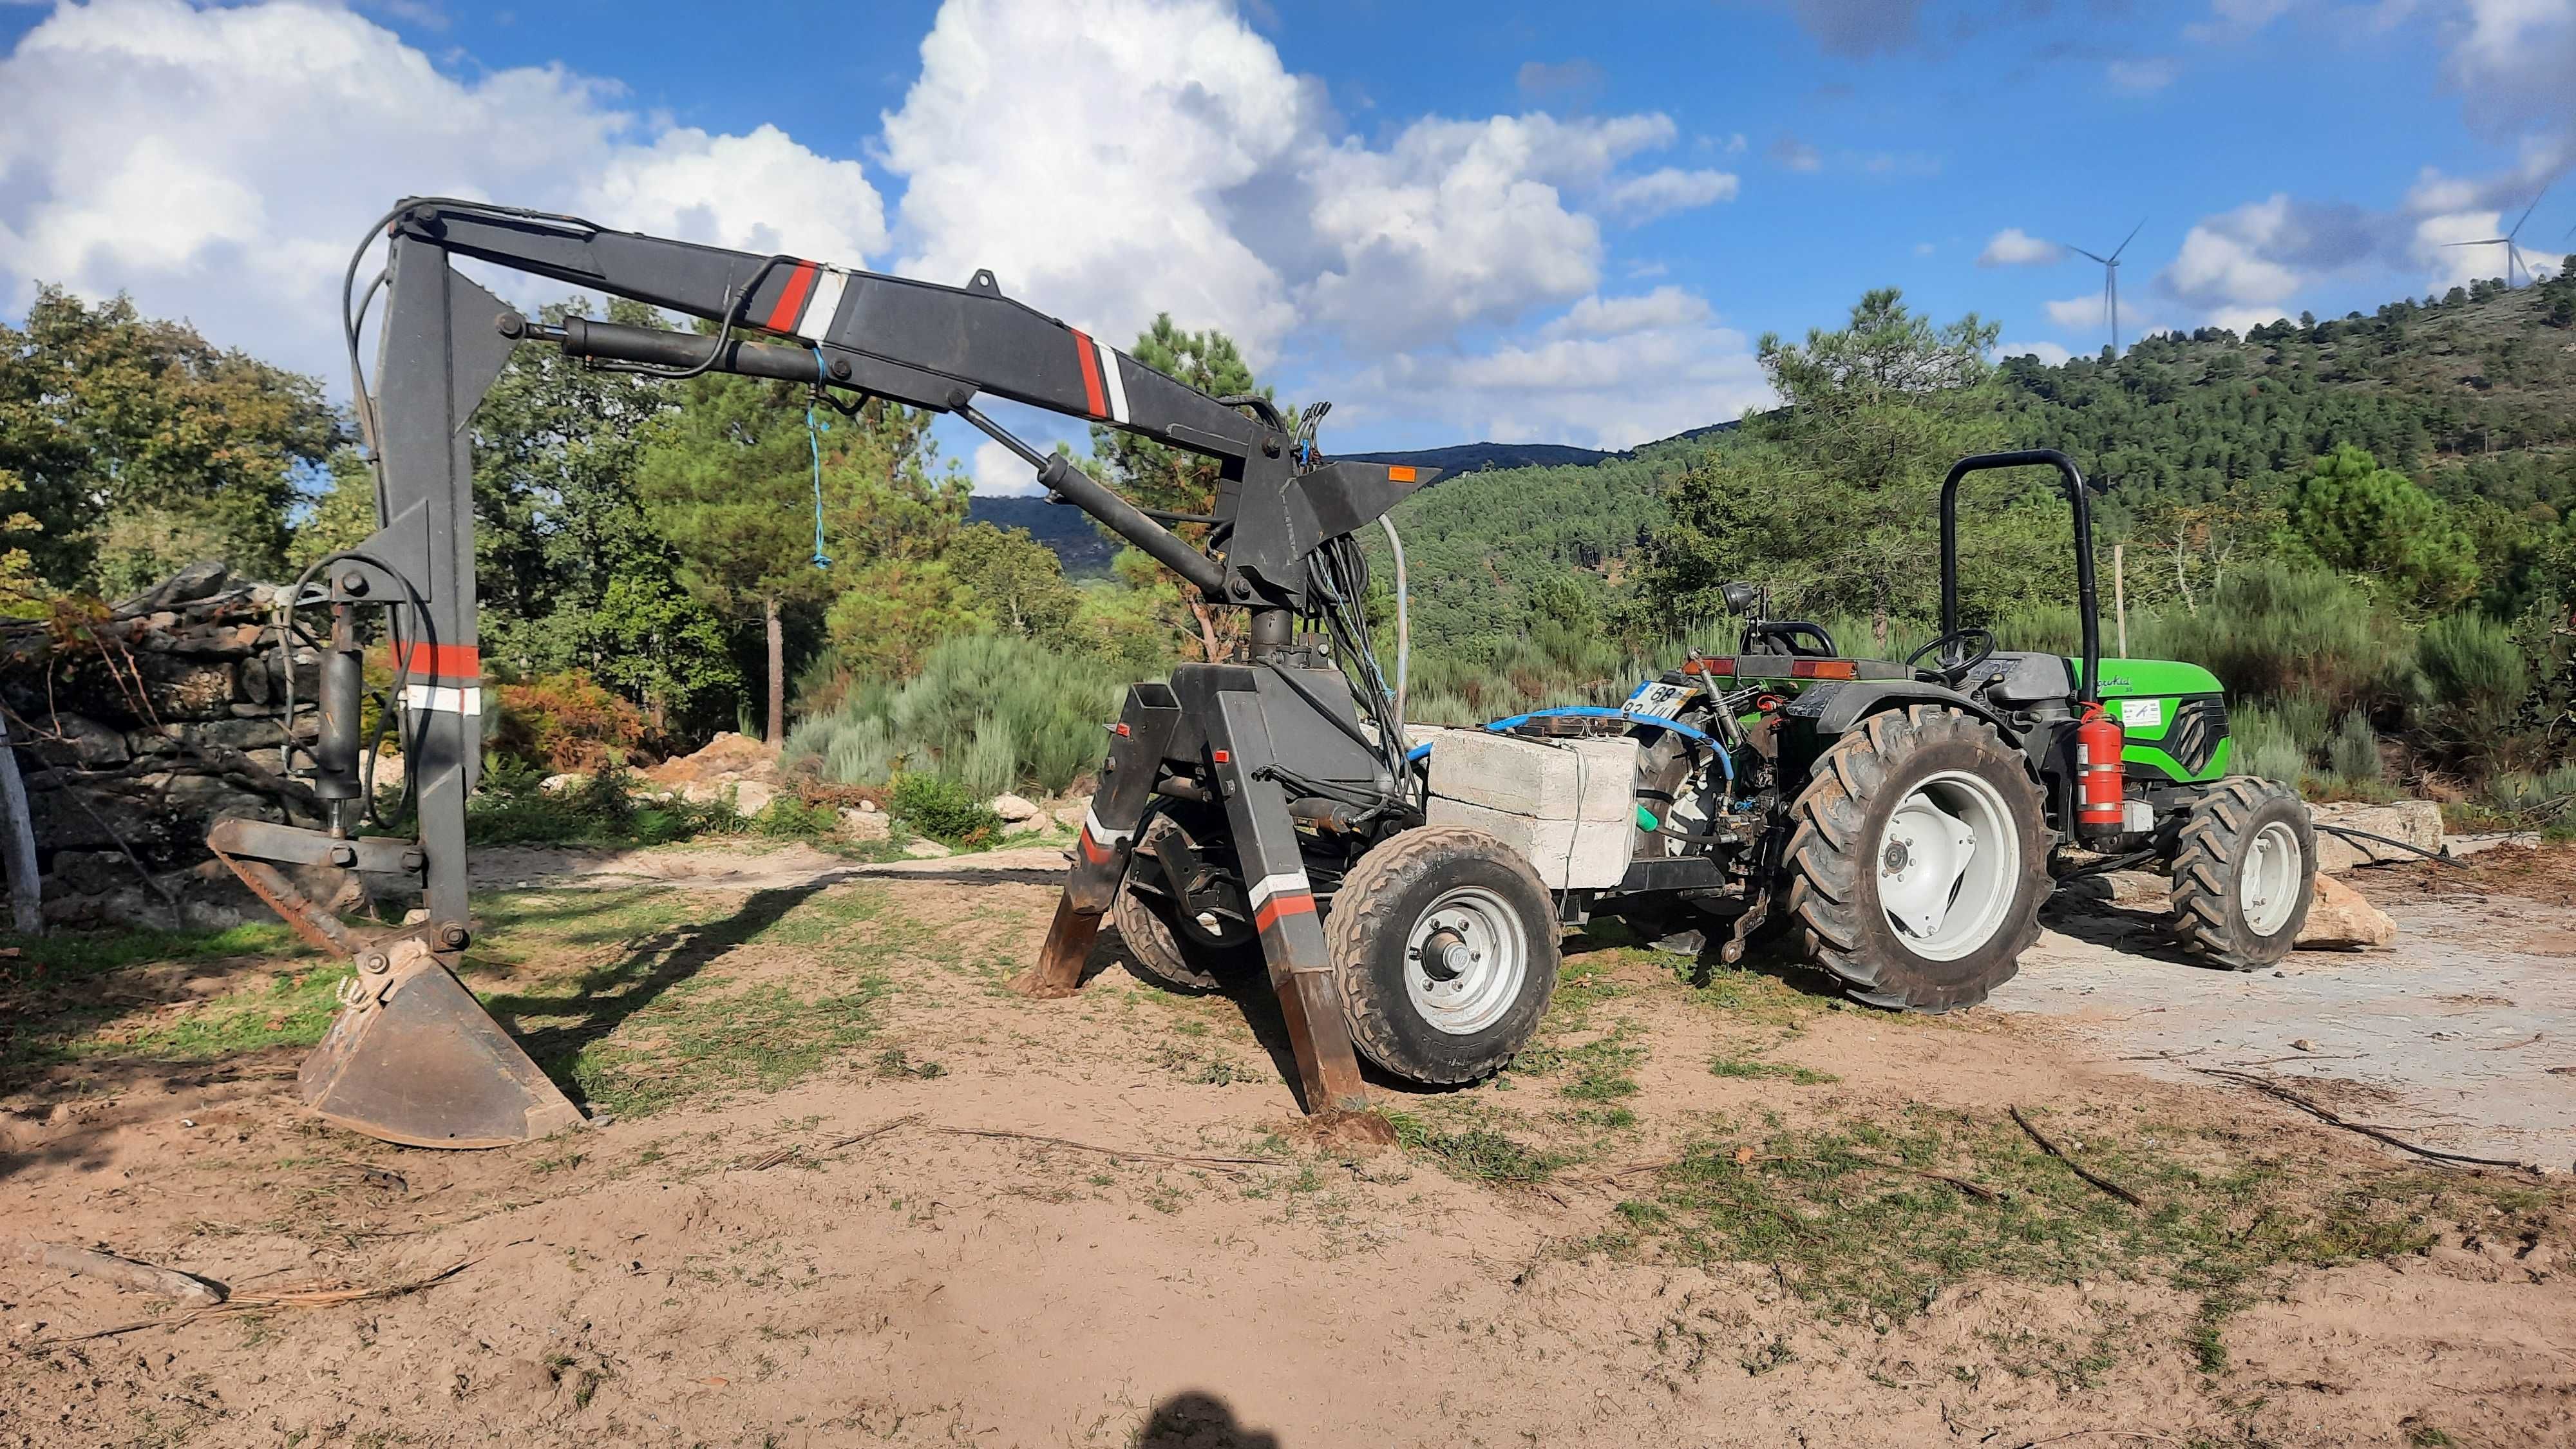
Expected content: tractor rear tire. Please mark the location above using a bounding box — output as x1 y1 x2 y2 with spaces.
1114 815 1261 993
1783 705 2052 1012
1327 826 1559 1086
2167 777 2315 971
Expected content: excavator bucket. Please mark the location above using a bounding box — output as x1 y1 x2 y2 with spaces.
299 939 585 1149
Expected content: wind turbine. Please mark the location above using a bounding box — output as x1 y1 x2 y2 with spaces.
2063 219 2146 355
2445 181 2550 288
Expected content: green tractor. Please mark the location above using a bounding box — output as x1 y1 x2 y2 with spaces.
1575 447 2316 1010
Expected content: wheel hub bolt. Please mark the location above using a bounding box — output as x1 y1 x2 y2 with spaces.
1420 928 1468 981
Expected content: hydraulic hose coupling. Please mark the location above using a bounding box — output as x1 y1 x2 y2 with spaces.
2074 703 2126 842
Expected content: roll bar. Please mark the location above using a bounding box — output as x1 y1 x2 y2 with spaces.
1939 448 2105 705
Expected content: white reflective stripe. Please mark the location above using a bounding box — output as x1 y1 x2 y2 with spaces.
1095 337 1131 424
402 684 482 716
795 267 850 342
1082 806 1133 846
1246 870 1311 907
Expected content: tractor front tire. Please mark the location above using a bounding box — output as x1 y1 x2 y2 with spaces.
1327 826 1559 1086
1783 705 2052 1012
2167 777 2315 971
1113 815 1261 993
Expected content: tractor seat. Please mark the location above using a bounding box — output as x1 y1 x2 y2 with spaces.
1972 651 2075 705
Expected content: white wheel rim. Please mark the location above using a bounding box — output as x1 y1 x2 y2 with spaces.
1403 886 1530 1036
1874 770 2021 962
2240 820 2304 936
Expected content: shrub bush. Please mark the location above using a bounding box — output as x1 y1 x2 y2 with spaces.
2158 564 2417 711
488 670 649 772
2228 704 2313 788
784 634 1122 795
2417 611 2526 734
887 772 1001 846
2327 710 2383 782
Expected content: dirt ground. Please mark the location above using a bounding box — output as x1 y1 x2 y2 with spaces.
3 844 2572 1448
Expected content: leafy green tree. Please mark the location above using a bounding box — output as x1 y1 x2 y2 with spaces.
2287 444 2479 614
1090 314 1282 661
641 365 961 736
1637 289 2025 637
0 285 337 592
945 521 1082 645
288 447 380 573
638 374 845 741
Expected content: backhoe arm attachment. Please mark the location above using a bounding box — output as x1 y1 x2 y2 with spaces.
214 196 1434 1148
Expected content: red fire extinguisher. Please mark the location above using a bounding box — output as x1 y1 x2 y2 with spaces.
2075 704 2126 840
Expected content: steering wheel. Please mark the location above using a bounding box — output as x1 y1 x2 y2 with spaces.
1905 627 1996 682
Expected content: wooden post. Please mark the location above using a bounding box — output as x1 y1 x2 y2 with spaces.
2112 542 2130 661
0 713 44 937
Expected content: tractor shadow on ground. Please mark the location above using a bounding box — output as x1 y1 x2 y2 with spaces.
2040 877 2211 968
480 878 837 1110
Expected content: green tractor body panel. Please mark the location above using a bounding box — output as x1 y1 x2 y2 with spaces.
2074 657 2233 784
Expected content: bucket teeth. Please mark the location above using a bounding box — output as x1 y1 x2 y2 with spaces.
299 939 584 1150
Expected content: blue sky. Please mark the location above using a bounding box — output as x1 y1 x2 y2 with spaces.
3 0 2570 492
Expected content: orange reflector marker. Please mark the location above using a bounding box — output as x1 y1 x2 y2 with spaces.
1387 465 1417 482
1681 658 1736 677
1789 659 1859 680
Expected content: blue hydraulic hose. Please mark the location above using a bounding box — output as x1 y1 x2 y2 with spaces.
806 351 833 568
1404 704 1736 784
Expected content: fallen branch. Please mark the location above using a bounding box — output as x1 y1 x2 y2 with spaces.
2009 1106 2143 1208
25 1258 473 1348
934 1126 1275 1175
743 1112 925 1170
22 1243 223 1306
2190 1068 2532 1171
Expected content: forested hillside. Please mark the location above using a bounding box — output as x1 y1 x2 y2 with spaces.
1374 265 2576 658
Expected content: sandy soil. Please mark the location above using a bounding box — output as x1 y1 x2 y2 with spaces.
3 847 2571 1448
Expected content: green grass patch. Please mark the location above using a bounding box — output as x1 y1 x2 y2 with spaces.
1 921 306 985
1709 1054 1839 1086
75 967 349 1061
1385 1110 1564 1184
1625 1103 2554 1361
559 976 886 1119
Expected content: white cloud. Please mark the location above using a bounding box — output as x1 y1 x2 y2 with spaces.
2044 294 2108 331
881 0 1717 361
0 0 883 384
2411 207 2517 289
1978 227 2063 267
2150 193 2384 325
1600 166 1741 222
971 439 1044 497
576 125 884 264
1997 340 2074 366
880 0 1310 362
2107 56 2179 93
1913 241 1936 256
1345 289 1768 450
1540 286 1711 339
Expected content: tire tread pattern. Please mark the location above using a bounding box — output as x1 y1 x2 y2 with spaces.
1327 826 1558 1086
1781 704 2050 1013
2167 776 2313 971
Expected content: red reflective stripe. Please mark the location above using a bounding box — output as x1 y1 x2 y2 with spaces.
1211 750 1230 764
762 261 819 332
1079 827 1110 864
1070 328 1107 417
1253 891 1314 933
388 641 480 680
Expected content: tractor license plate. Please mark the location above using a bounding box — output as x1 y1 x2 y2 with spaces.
1625 681 1696 719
